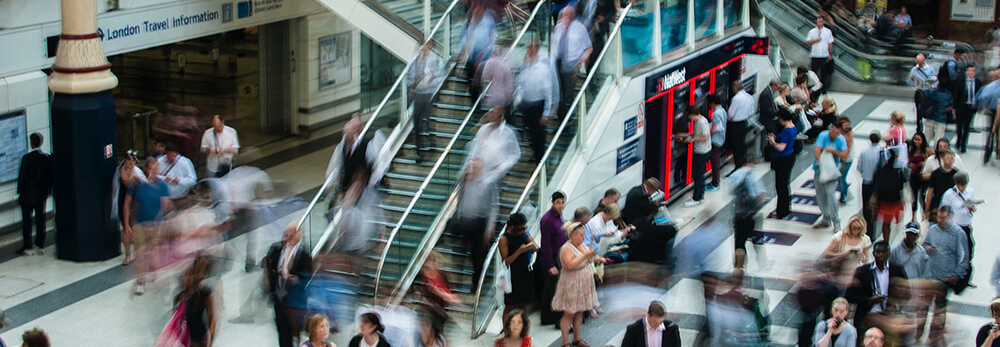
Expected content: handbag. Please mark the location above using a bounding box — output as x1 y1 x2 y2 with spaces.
819 152 842 183
154 301 190 347
497 264 512 294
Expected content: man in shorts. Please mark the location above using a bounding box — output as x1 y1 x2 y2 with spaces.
124 157 172 295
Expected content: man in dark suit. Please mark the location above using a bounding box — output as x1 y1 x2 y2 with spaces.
621 301 681 347
845 241 907 332
264 224 313 347
758 78 781 135
951 64 983 153
16 133 53 256
622 177 663 226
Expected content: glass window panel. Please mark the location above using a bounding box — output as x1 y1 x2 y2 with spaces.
661 0 688 54
725 0 743 28
622 0 654 69
694 0 718 40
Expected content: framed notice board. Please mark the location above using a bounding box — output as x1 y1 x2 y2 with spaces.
0 109 28 183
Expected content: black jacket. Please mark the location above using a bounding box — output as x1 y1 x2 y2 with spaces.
263 242 312 303
622 185 655 225
621 318 681 347
348 334 391 347
951 77 983 112
758 86 779 133
845 262 907 327
16 150 53 205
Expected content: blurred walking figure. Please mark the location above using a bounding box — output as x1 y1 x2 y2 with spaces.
200 115 239 178
516 39 558 163
458 108 521 287
917 206 970 346
325 114 387 201
418 251 464 336
863 328 884 347
480 47 514 111
407 43 444 155
460 1 497 100
729 165 767 269
176 255 217 347
265 225 313 347
846 241 907 335
125 157 173 295
112 151 144 265
552 6 592 118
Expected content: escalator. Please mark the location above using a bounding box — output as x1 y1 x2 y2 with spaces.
366 4 634 339
752 0 982 98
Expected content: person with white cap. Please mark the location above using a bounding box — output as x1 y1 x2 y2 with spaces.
0 307 12 347
889 221 927 342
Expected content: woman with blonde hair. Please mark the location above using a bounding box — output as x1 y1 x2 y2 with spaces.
302 314 336 347
885 111 907 147
551 222 604 347
806 96 839 141
823 214 872 268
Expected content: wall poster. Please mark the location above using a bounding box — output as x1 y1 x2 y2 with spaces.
319 32 352 89
952 0 995 22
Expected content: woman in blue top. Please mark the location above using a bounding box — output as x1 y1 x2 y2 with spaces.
767 110 798 218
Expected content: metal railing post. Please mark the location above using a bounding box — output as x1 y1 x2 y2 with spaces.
400 83 409 122
742 0 751 29
578 91 588 143
424 0 432 36
686 0 696 49
716 0 725 38
653 0 662 63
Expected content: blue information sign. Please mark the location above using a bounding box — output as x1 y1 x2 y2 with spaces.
616 137 643 174
623 116 637 140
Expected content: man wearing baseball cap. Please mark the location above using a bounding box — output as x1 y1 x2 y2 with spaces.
0 307 12 347
889 222 927 342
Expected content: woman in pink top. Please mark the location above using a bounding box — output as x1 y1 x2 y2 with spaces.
884 111 907 147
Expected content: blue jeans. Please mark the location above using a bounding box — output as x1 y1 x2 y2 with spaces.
692 152 710 201
837 160 852 203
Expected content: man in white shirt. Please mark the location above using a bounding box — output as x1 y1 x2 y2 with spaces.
726 80 755 172
201 115 240 177
621 301 681 347
552 6 592 117
517 39 559 163
406 42 443 154
157 143 197 199
920 138 965 180
940 171 975 260
805 16 834 95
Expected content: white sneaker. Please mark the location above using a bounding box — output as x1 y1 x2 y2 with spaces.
32 247 44 255
683 199 704 207
19 249 37 256
134 284 145 295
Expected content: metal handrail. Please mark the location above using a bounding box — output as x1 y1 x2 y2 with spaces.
296 0 462 235
470 3 632 338
371 0 549 306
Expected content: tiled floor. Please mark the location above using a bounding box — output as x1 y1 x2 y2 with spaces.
1 91 998 347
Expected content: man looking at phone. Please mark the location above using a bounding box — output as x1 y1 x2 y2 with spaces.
919 205 970 346
813 297 857 347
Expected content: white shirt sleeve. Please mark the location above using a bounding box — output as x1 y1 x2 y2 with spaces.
367 133 388 188
481 125 522 184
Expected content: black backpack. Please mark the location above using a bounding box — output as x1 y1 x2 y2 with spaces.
917 89 937 120
938 60 956 86
876 165 904 202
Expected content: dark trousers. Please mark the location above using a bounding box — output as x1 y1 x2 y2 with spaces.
710 144 723 186
811 57 832 94
956 108 976 151
862 183 876 241
726 120 748 169
211 163 232 178
274 302 293 347
20 200 46 250
458 216 488 288
413 92 433 151
540 267 562 325
692 151 710 201
559 70 577 118
771 154 794 216
522 100 547 163
961 225 974 260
